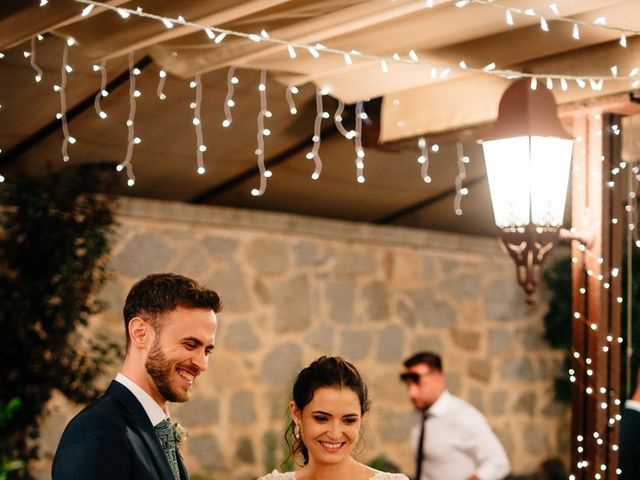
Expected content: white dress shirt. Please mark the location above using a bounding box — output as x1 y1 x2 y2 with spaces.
410 390 510 480
115 372 168 427
624 398 640 413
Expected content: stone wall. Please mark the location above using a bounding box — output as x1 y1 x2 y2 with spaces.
34 197 569 479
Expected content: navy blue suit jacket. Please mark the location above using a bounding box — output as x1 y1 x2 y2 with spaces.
52 380 189 480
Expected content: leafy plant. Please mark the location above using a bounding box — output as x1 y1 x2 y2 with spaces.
0 165 120 477
543 249 640 403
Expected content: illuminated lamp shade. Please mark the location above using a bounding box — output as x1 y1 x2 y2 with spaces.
480 77 574 302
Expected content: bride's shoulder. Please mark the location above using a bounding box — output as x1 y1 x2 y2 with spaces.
257 470 296 480
370 472 410 480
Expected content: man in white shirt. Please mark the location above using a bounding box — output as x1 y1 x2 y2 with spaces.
619 367 640 480
401 352 510 480
53 273 222 480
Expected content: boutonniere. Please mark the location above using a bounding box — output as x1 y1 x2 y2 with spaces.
172 422 189 445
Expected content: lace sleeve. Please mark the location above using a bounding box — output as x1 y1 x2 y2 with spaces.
256 471 295 480
371 473 410 480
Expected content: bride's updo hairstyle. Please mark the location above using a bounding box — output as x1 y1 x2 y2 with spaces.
284 355 371 465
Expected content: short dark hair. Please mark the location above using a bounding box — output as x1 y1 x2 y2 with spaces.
123 273 222 349
403 351 443 372
285 356 370 465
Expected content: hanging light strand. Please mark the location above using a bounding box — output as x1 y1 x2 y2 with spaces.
417 137 432 183
334 99 356 140
453 141 468 215
251 69 269 196
93 59 108 119
29 37 43 83
58 39 75 162
191 72 206 175
307 88 325 181
67 0 637 84
222 66 237 127
285 85 298 114
354 100 365 184
116 52 138 187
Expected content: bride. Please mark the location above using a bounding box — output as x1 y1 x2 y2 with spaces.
259 355 408 480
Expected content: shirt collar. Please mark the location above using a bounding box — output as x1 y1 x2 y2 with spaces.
625 399 640 413
115 372 168 426
427 390 451 417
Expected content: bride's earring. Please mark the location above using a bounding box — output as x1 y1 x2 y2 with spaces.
293 422 301 440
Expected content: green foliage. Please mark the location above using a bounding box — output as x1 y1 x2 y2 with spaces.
0 166 120 477
543 249 640 403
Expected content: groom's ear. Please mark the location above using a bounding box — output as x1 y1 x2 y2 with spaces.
128 316 152 349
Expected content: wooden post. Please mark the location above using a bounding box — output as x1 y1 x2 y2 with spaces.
568 109 623 479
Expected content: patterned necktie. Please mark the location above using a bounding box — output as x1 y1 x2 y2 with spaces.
414 409 428 480
154 418 180 480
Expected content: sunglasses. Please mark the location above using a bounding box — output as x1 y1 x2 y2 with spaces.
399 372 428 384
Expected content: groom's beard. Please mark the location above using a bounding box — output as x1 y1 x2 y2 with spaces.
145 339 188 403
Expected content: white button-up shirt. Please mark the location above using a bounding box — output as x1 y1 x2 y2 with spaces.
115 372 168 427
410 390 510 480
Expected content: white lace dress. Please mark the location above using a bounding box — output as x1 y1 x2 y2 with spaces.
258 470 409 480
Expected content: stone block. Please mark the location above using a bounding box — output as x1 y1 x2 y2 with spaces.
468 358 492 382
490 390 508 416
308 325 334 352
189 434 226 470
333 250 377 276
272 275 311 332
451 328 480 351
173 397 220 426
469 387 484 412
109 233 177 277
500 358 535 381
339 329 372 361
375 409 415 442
246 238 289 275
514 391 537 415
234 436 255 464
224 318 260 352
488 329 513 355
325 278 356 324
363 280 390 321
230 390 257 425
205 263 250 312
261 343 303 386
201 236 239 259
376 325 404 363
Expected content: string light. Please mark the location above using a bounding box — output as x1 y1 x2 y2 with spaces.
156 69 167 100
417 137 432 183
28 37 43 83
453 141 468 215
354 100 366 184
116 52 138 187
334 99 355 140
251 69 269 197
93 59 108 119
67 0 638 86
57 38 76 162
285 85 298 115
222 66 237 128
191 72 206 175
306 88 327 181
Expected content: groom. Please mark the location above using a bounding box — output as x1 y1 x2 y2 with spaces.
52 273 222 480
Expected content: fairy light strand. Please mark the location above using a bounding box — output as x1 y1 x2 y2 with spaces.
116 52 138 187
65 0 638 84
251 69 269 196
453 141 468 215
463 0 640 36
354 100 365 184
58 39 75 162
307 88 326 181
222 66 237 127
93 59 108 119
157 70 167 100
334 99 356 140
285 85 298 115
29 37 43 83
191 72 206 175
417 137 432 183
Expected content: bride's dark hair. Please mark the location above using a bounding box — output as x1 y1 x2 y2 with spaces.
284 355 371 466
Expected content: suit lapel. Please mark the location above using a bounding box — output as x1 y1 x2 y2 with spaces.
177 449 189 480
106 381 176 480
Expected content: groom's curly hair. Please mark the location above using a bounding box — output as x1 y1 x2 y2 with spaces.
284 355 370 466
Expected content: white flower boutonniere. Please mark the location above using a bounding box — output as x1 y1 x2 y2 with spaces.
172 422 189 445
